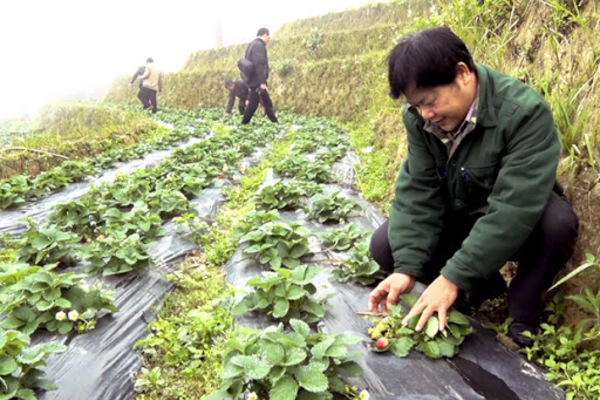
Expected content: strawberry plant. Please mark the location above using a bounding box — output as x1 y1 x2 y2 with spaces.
0 329 67 399
154 171 205 198
46 199 97 238
318 224 368 251
240 222 311 269
331 242 384 285
296 162 335 183
100 203 165 241
92 174 151 207
204 320 364 400
233 210 281 240
0 263 117 335
306 192 362 224
0 175 32 209
31 169 70 193
256 181 305 211
274 153 307 177
255 181 322 211
78 233 152 276
232 266 326 324
16 226 80 267
146 189 190 219
367 295 473 359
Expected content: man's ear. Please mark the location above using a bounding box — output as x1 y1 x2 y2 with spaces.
456 62 473 85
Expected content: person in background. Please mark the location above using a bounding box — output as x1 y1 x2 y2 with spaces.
241 28 278 124
128 63 146 109
224 79 249 118
138 58 163 114
367 27 579 347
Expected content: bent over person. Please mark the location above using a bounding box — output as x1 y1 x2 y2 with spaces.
368 27 578 347
241 27 278 124
224 79 249 118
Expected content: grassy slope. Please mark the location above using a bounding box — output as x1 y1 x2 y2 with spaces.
104 0 600 327
0 103 156 179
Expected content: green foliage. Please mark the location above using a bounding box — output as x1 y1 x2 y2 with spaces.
240 222 312 269
78 233 153 276
16 225 80 267
204 320 364 400
0 329 66 399
0 263 117 335
135 289 234 381
318 224 368 251
331 242 384 286
303 28 324 57
255 180 323 211
522 296 600 400
306 192 362 224
367 296 473 359
233 266 326 324
233 210 282 241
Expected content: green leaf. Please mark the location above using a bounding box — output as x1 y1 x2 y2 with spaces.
446 310 470 326
0 355 18 375
283 348 307 366
295 363 329 393
13 306 36 322
230 355 271 380
438 340 456 358
390 337 413 358
270 375 299 400
424 316 439 338
54 298 72 309
421 341 441 359
290 319 310 337
335 361 363 377
264 343 285 365
273 299 290 318
311 336 335 359
15 388 36 400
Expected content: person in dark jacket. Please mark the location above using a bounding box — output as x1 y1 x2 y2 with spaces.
241 27 278 124
224 79 249 118
129 64 146 108
368 27 578 347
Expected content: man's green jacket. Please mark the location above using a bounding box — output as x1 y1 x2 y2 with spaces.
388 64 560 291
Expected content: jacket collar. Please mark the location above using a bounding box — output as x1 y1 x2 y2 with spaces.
475 64 498 128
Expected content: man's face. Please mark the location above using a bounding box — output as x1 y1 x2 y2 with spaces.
226 84 234 93
404 65 475 132
262 34 270 44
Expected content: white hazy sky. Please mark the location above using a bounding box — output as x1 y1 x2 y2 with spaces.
0 0 381 121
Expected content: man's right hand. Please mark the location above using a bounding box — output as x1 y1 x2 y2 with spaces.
128 83 133 89
368 272 416 314
224 113 231 118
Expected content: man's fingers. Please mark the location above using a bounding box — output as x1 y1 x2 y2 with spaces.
402 301 425 327
438 307 447 331
415 306 433 332
386 285 402 310
368 285 385 313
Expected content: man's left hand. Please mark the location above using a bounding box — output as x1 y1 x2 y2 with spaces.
402 275 458 332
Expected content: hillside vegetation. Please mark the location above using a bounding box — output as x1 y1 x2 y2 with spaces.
105 0 600 295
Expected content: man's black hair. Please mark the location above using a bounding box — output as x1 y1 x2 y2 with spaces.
146 57 154 63
224 79 234 88
257 27 270 37
387 27 476 99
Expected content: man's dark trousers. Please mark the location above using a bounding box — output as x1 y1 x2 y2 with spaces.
369 192 579 326
138 87 158 114
242 87 278 124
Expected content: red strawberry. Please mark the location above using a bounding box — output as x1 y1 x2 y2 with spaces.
376 337 389 350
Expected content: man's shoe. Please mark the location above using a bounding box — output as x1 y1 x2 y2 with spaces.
508 321 538 347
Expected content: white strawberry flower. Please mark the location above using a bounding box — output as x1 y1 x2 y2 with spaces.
247 392 258 400
359 390 370 400
68 310 79 321
55 311 67 321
